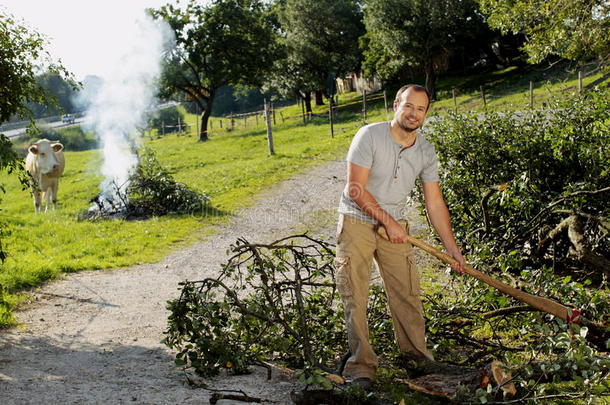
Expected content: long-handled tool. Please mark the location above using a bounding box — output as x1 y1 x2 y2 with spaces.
376 227 579 322
377 226 609 350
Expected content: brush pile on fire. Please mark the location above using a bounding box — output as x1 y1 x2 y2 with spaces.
81 149 208 220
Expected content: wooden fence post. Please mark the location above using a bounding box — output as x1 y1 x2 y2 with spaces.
264 99 275 155
280 111 285 123
578 71 583 93
196 116 199 136
162 120 165 136
272 102 276 125
230 113 234 131
219 119 222 129
301 99 306 124
329 100 334 138
529 81 534 109
363 89 367 123
452 89 457 112
480 86 487 110
383 89 389 120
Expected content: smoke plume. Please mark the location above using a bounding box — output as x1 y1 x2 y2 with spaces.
83 13 173 203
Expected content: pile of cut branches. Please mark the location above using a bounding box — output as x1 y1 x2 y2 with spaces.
164 235 609 404
81 148 209 220
163 234 345 377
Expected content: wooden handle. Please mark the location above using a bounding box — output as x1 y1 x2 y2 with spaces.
377 227 578 321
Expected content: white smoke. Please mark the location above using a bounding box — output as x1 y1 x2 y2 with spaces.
84 13 173 202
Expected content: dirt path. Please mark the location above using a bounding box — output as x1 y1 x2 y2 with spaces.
0 158 431 404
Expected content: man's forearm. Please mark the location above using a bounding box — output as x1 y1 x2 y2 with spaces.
351 187 396 227
426 201 460 252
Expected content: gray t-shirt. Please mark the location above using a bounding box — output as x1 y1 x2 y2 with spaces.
338 121 439 223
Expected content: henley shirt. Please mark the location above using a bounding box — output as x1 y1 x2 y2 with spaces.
338 121 439 224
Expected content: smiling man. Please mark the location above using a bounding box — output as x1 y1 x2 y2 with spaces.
335 84 465 389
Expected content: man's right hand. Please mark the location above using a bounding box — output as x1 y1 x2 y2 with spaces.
384 220 407 243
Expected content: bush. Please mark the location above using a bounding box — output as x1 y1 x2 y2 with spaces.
126 149 209 217
14 125 97 152
423 89 610 281
148 106 185 135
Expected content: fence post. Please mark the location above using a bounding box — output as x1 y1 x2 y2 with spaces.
230 113 235 131
280 111 285 123
383 89 389 120
162 120 165 136
219 119 222 129
272 102 276 125
329 99 334 138
264 99 275 156
178 116 182 133
529 81 534 109
578 71 583 93
210 119 213 130
452 89 457 112
362 89 367 123
196 116 199 137
301 98 306 124
480 86 487 110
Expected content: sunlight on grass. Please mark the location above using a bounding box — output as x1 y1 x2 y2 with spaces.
1 64 607 326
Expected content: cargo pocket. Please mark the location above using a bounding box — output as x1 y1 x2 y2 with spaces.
334 256 352 299
406 254 420 296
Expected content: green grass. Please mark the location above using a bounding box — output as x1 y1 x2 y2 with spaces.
0 92 383 326
2 63 607 326
430 63 610 114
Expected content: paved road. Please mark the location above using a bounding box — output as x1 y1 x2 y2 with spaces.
1 116 88 139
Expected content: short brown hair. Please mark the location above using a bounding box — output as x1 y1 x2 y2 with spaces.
394 84 431 110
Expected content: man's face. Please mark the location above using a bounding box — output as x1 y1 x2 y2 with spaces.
393 89 429 132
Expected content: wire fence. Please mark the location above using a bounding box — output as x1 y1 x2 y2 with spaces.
156 69 608 144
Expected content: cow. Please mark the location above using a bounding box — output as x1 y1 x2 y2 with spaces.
25 139 65 213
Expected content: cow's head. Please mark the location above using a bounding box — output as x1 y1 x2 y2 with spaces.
29 139 64 174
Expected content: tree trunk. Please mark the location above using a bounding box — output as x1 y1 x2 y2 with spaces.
303 92 312 113
198 95 214 142
199 110 209 142
424 61 437 100
314 90 324 106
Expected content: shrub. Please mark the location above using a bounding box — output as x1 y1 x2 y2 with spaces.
14 125 97 152
423 89 610 281
126 149 209 217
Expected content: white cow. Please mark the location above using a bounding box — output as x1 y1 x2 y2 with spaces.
25 139 65 212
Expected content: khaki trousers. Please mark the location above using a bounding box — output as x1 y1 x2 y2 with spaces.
335 214 433 380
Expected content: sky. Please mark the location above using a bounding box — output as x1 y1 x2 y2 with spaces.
1 0 175 80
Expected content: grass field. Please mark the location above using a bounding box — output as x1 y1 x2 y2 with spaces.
0 92 382 326
1 63 608 326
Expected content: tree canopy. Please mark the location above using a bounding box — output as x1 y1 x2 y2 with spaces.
478 0 610 63
150 0 277 141
362 0 487 98
268 0 364 111
0 12 73 123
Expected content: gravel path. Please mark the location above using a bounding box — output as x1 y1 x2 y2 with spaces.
0 158 430 404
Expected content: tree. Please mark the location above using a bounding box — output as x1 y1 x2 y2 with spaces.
478 0 610 64
28 72 78 118
269 0 364 112
0 10 72 259
150 0 277 142
362 0 487 98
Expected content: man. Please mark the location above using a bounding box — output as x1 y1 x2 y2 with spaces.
335 84 465 389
